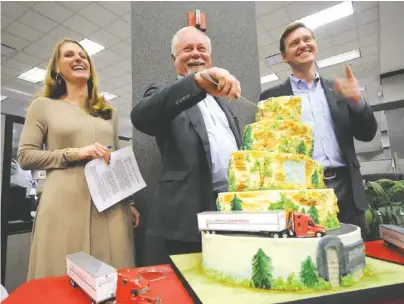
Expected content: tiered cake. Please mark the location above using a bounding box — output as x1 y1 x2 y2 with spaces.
200 96 366 291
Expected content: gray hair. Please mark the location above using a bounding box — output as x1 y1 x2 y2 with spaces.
171 26 212 56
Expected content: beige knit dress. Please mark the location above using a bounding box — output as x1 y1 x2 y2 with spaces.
18 97 135 280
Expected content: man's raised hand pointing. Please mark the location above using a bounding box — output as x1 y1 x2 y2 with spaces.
334 64 361 103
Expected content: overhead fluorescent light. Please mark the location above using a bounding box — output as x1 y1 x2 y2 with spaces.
100 92 118 101
316 49 361 69
17 67 47 83
359 86 366 92
260 73 279 85
265 53 283 65
1 95 8 101
79 38 105 56
3 87 34 97
297 1 354 30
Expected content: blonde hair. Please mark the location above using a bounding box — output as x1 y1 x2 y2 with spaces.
41 38 113 120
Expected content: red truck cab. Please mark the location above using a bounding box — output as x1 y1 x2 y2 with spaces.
116 269 161 304
288 212 326 238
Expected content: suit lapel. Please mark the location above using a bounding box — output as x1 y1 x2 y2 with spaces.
185 104 212 172
280 79 294 96
215 98 242 148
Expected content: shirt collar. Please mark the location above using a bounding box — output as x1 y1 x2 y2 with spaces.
289 72 320 89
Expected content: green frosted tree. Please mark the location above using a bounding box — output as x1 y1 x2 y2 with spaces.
308 145 314 158
252 248 273 289
325 212 340 229
297 140 307 155
241 125 253 150
228 169 236 191
251 160 261 173
263 157 273 178
301 208 307 214
299 256 319 288
230 194 243 211
216 200 222 211
308 206 320 224
311 170 319 188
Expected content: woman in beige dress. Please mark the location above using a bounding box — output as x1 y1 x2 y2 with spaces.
18 38 139 280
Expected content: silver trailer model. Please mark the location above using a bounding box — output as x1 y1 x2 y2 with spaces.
66 252 117 304
197 211 287 236
380 224 404 251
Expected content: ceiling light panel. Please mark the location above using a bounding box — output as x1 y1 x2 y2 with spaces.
297 1 354 30
101 92 118 100
79 39 105 56
260 73 280 84
17 67 47 83
316 49 361 68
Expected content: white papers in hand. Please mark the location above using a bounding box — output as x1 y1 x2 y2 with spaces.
84 146 146 212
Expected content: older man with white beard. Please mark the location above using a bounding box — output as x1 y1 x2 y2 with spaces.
131 26 242 264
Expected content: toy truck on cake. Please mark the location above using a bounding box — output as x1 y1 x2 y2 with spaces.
67 252 161 304
197 210 325 238
380 224 404 251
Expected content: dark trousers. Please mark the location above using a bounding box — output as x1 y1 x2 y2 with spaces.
324 166 366 239
144 235 202 266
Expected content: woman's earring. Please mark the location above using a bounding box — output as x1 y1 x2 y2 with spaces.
55 73 62 85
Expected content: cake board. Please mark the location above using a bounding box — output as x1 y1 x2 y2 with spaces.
170 253 404 304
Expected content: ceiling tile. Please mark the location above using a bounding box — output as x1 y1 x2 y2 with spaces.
316 47 337 60
256 18 266 35
59 1 92 12
88 29 120 48
260 8 290 31
108 41 131 58
358 21 379 37
18 10 58 33
121 13 131 24
270 62 290 73
2 58 32 73
20 1 39 8
330 28 358 45
1 14 13 29
79 3 118 27
1 31 31 51
359 33 379 49
334 40 360 55
11 51 43 66
23 43 52 60
36 25 83 49
32 2 74 23
268 23 289 42
5 21 44 42
316 38 332 50
116 72 132 84
1 66 21 80
361 44 379 57
37 60 50 70
277 70 292 80
1 1 29 19
257 31 274 47
255 1 285 17
258 44 279 59
355 6 379 27
361 53 379 64
63 14 99 37
100 1 131 17
104 19 131 40
353 1 378 13
326 15 356 36
92 49 123 70
286 1 340 21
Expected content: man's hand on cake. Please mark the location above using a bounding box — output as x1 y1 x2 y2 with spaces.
334 64 361 104
195 67 241 100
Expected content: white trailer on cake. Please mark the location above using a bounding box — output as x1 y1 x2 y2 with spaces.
380 224 404 250
197 210 325 238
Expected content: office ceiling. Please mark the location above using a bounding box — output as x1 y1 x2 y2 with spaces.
0 1 387 138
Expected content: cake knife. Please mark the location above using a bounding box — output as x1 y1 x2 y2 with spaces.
199 72 258 107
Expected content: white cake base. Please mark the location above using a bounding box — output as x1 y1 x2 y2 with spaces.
202 224 365 289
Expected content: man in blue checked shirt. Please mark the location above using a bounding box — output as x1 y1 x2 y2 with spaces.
260 22 378 238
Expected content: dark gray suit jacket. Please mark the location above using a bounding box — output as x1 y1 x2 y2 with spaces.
131 74 242 242
260 78 378 211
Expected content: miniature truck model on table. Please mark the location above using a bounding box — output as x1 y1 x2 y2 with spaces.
67 252 161 304
380 224 404 251
197 210 326 238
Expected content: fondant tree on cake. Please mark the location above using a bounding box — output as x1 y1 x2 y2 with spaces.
251 248 273 289
300 256 319 288
230 194 243 211
308 206 320 224
311 170 319 188
297 140 306 155
241 125 253 150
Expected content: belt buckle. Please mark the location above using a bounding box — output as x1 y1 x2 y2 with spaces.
324 170 337 181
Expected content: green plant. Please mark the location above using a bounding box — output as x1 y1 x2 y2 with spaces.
325 212 340 229
300 256 319 288
297 140 306 155
268 193 299 212
251 248 273 289
311 171 319 188
230 194 243 211
241 125 253 150
308 206 320 224
314 277 332 290
340 274 356 287
203 267 252 288
216 200 222 211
